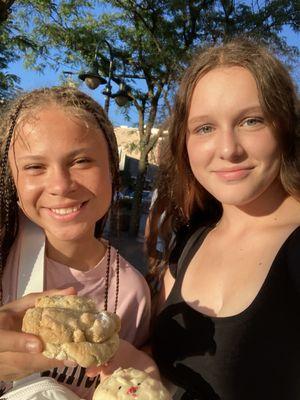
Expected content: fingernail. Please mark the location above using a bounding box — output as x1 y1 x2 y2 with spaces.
64 360 78 367
25 340 41 353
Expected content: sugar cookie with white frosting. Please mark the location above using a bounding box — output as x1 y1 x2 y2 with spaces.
92 368 171 400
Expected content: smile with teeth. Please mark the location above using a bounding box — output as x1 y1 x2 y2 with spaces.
50 203 84 215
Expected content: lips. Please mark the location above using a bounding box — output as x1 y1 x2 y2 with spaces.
213 167 254 181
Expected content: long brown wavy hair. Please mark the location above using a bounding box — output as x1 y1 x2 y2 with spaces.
0 86 120 300
146 38 300 289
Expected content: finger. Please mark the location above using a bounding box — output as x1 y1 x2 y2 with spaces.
22 287 77 311
42 286 77 297
0 309 21 330
85 366 102 378
0 329 43 353
0 287 77 333
0 287 77 313
0 352 67 381
86 359 118 378
21 287 77 311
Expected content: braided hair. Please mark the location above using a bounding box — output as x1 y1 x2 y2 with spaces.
0 86 120 302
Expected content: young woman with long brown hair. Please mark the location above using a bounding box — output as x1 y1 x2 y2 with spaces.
78 38 300 399
147 38 300 399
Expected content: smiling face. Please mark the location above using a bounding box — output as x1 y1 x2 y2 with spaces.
186 66 282 208
9 105 112 244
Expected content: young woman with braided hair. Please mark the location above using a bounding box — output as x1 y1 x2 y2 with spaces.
0 87 151 399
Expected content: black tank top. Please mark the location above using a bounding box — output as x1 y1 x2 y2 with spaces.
151 226 300 400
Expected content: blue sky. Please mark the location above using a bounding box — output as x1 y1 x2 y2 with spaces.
8 26 299 127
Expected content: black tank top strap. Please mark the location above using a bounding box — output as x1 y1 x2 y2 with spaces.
171 225 213 279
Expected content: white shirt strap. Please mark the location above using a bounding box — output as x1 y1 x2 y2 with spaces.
17 216 45 298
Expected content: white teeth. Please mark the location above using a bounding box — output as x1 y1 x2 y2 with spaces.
51 205 81 215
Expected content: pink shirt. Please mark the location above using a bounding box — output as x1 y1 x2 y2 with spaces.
2 224 151 399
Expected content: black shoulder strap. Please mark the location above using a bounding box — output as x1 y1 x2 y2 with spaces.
173 226 208 278
285 226 300 294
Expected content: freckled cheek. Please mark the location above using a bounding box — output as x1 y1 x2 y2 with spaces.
187 140 214 169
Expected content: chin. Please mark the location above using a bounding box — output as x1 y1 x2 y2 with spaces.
215 192 267 207
44 226 94 243
210 188 260 207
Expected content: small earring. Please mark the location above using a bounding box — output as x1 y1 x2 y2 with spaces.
16 194 21 208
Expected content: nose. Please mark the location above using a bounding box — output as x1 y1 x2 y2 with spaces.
47 167 76 196
217 127 244 161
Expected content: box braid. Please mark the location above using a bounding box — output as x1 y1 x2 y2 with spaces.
0 86 120 304
0 101 24 304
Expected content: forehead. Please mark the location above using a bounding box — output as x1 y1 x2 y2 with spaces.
12 105 106 150
189 66 260 114
194 66 258 95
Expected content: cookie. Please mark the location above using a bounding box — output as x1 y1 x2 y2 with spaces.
22 295 121 368
92 368 171 400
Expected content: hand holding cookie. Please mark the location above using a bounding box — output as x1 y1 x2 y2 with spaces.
0 287 76 382
22 294 121 368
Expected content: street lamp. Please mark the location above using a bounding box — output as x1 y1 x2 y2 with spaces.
78 60 107 90
111 82 132 107
67 41 133 114
98 40 132 114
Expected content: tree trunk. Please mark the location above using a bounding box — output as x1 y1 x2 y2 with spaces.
129 152 148 236
0 0 14 22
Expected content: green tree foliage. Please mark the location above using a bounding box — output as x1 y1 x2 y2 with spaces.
0 29 18 98
0 0 40 98
13 0 300 233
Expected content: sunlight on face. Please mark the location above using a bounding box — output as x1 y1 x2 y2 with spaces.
9 105 112 244
186 66 281 207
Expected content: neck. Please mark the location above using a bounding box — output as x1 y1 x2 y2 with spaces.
45 236 107 271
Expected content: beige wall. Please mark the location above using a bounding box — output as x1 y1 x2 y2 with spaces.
114 126 161 165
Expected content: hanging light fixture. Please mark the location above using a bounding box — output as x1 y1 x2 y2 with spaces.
78 61 107 90
66 41 134 113
111 82 132 107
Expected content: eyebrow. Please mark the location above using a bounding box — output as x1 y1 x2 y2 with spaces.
187 106 263 126
16 147 96 162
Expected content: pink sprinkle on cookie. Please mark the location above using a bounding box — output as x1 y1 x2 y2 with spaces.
127 386 139 396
